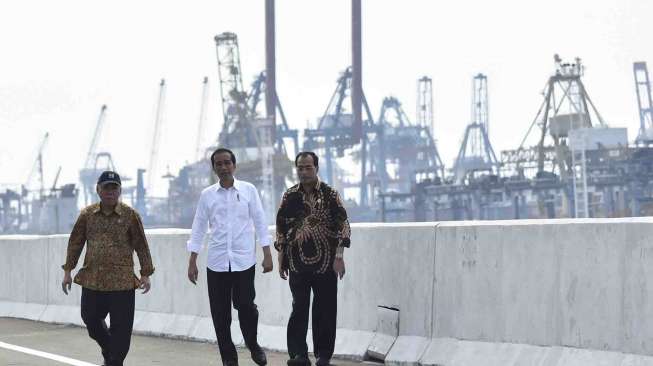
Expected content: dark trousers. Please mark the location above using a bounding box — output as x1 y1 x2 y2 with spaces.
207 265 259 363
80 287 135 366
287 271 338 360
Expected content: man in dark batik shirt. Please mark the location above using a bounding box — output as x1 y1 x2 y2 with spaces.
275 151 351 366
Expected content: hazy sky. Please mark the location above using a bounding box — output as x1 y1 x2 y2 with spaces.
1 0 652 196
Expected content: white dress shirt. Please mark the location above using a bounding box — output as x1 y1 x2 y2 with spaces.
187 178 271 272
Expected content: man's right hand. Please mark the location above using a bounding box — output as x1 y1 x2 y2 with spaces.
61 271 72 295
188 261 199 285
278 253 288 280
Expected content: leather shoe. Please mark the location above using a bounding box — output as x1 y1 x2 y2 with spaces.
250 344 267 365
223 359 239 366
316 357 330 366
287 354 311 366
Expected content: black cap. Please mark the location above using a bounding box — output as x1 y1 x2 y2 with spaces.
97 171 121 186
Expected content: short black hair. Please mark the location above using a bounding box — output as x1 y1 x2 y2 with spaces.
295 151 319 168
210 148 236 165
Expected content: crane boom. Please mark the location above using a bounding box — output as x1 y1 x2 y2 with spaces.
25 132 49 200
147 79 166 194
195 77 209 161
84 105 107 170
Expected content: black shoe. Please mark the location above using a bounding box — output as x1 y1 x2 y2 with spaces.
223 359 239 366
249 344 267 366
316 357 330 366
287 354 311 366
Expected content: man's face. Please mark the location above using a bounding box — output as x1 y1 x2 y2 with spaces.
96 183 121 206
213 152 236 181
296 155 318 185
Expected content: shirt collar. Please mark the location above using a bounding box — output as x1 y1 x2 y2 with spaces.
216 177 242 192
298 176 321 193
92 202 123 216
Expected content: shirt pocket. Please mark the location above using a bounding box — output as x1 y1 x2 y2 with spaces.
235 192 250 220
208 199 228 228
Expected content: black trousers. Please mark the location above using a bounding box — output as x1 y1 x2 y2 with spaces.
287 270 338 360
80 287 135 366
207 265 259 363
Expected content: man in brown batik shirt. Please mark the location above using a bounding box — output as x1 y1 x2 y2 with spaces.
61 171 154 366
275 152 351 366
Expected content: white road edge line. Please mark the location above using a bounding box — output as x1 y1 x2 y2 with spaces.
0 341 97 366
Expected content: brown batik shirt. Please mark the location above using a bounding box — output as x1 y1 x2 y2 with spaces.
275 179 351 274
62 202 155 291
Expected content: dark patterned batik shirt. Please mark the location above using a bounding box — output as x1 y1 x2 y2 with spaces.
274 180 351 274
62 202 155 291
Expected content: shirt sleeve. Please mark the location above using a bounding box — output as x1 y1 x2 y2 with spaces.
129 211 155 277
249 185 271 247
274 191 289 252
187 191 209 253
334 191 351 248
62 211 88 271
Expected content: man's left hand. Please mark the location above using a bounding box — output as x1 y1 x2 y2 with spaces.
262 253 273 273
139 275 151 294
333 258 345 279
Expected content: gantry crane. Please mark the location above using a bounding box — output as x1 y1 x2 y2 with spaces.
375 96 445 188
214 32 295 221
634 62 653 146
302 67 377 206
452 74 499 184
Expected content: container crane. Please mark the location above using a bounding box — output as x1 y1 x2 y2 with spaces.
452 74 499 184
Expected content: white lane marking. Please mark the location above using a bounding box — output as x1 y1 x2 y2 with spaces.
0 341 97 366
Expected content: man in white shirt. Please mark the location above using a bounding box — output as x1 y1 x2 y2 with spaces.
187 148 273 366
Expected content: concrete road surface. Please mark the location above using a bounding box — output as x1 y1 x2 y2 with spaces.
0 318 369 366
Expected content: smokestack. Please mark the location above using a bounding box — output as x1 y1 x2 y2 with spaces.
265 0 277 139
351 0 362 142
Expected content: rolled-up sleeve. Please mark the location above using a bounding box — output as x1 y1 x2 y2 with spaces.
249 185 271 247
187 192 208 253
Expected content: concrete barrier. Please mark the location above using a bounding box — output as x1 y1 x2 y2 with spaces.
2 218 653 365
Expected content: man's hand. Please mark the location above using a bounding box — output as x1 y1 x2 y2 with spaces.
261 246 273 273
139 275 151 294
278 252 288 280
61 271 72 295
333 258 346 280
188 254 199 285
